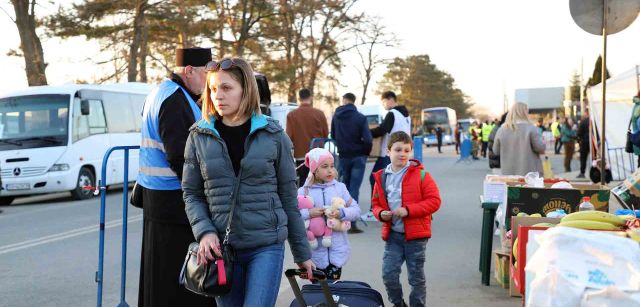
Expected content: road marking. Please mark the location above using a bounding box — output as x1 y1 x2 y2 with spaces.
0 214 143 255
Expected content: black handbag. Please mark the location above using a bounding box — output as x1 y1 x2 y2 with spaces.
626 119 634 153
179 183 239 297
129 182 143 208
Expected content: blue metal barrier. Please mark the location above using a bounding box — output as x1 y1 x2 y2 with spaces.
413 136 423 162
95 145 139 307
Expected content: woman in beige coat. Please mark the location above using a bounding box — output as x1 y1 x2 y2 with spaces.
493 102 546 176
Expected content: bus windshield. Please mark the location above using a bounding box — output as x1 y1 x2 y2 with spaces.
422 109 451 134
0 94 69 150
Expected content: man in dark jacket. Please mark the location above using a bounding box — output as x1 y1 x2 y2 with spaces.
435 125 444 153
576 109 590 178
137 48 215 307
331 93 372 233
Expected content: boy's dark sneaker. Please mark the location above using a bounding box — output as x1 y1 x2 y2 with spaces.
577 173 585 178
348 224 363 234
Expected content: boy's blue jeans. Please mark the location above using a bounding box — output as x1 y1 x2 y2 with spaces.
215 243 285 307
382 231 428 307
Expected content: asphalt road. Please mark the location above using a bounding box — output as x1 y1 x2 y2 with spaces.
1 144 583 306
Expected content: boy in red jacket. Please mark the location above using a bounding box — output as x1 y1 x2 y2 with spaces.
372 131 441 307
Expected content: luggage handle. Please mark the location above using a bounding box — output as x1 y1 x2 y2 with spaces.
285 269 337 307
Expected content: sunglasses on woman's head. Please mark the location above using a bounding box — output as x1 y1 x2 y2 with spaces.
205 59 236 72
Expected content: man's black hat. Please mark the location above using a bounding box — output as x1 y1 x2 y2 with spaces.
175 48 212 67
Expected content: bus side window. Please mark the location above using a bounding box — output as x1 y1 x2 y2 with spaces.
73 99 106 142
102 92 136 133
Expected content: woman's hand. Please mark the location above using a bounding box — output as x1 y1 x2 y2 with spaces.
309 207 325 218
297 259 316 279
197 232 222 265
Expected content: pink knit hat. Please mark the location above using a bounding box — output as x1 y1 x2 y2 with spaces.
305 148 334 174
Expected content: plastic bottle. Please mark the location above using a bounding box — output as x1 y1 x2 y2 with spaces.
578 196 595 211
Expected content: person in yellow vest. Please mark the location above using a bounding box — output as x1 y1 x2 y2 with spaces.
481 120 492 158
551 117 562 154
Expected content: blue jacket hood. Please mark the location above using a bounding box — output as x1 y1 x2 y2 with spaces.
334 104 358 120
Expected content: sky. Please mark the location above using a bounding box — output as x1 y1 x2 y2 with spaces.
2 1 640 117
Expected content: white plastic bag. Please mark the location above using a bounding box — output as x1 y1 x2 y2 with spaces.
580 287 640 306
526 227 640 291
525 172 544 187
527 268 584 307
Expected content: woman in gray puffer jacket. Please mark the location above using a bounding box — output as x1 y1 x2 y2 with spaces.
182 57 313 307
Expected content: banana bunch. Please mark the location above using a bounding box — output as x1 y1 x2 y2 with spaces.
558 211 626 231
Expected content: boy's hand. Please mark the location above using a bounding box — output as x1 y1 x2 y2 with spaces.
380 210 393 221
393 207 408 218
309 208 325 218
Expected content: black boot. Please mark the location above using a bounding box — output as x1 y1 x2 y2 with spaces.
348 222 363 234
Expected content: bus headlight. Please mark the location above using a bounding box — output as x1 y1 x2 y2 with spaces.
48 164 70 172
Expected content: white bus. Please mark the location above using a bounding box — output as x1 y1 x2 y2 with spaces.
421 107 457 145
0 83 152 205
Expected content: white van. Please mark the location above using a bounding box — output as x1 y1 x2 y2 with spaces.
269 102 298 130
0 83 153 205
356 104 387 127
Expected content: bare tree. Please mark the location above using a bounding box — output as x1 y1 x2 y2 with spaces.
354 17 398 104
9 0 48 85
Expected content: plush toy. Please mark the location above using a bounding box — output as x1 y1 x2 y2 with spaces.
297 195 332 248
325 197 351 232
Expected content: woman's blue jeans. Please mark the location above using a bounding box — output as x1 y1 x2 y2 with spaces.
215 243 285 307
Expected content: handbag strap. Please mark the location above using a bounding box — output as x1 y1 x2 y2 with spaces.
222 177 242 246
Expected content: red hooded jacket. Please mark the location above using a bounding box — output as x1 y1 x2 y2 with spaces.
372 159 441 241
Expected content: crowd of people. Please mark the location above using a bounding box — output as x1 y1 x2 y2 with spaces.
135 47 442 307
453 104 592 178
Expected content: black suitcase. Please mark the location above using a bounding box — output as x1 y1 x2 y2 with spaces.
285 269 385 307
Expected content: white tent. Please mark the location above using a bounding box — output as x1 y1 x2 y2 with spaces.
587 65 639 180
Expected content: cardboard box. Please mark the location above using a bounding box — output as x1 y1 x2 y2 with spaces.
505 183 610 230
367 123 382 161
509 216 562 297
369 137 382 160
494 249 510 289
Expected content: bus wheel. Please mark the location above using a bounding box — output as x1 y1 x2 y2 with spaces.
71 167 95 200
0 196 15 206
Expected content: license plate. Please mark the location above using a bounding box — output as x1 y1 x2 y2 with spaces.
6 183 30 191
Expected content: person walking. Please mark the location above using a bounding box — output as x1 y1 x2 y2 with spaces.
561 118 577 173
551 117 562 154
183 57 314 307
298 148 361 280
488 112 507 174
493 102 546 176
136 47 215 307
481 120 492 158
576 110 590 178
469 122 480 160
286 89 329 187
364 91 411 221
372 131 442 307
331 92 372 233
435 125 444 153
